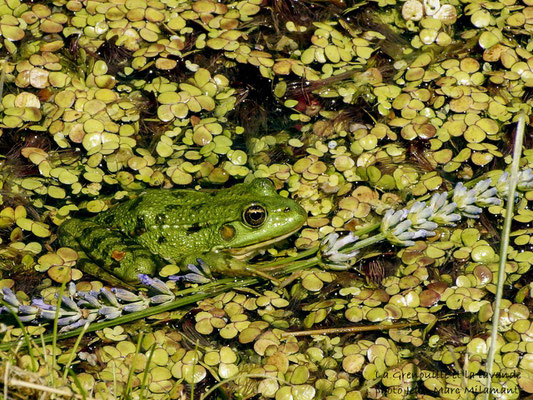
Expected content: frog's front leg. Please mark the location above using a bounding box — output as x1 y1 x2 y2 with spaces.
58 218 160 286
196 253 281 284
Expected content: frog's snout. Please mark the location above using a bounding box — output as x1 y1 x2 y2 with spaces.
283 202 307 228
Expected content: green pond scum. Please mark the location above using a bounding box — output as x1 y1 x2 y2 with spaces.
0 0 533 398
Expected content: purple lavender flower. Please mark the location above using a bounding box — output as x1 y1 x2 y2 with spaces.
175 273 213 284
77 292 102 308
57 314 82 326
32 298 55 311
2 288 19 307
472 179 500 207
453 182 482 218
100 288 119 307
428 192 460 226
169 261 214 283
149 294 174 304
123 302 149 313
60 295 79 312
518 169 533 191
59 315 96 333
139 275 172 295
112 288 141 302
99 306 121 320
320 232 360 268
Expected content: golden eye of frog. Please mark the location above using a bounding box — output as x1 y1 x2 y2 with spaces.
58 179 307 286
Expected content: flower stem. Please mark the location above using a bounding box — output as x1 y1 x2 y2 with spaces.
354 222 381 237
282 321 423 337
349 231 387 250
484 111 527 399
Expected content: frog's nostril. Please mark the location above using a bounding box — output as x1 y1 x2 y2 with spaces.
284 207 290 213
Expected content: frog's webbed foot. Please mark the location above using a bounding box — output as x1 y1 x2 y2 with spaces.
58 219 160 287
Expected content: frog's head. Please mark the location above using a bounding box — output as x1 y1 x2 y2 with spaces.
217 178 307 259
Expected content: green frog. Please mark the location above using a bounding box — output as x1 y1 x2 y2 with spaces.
58 178 307 287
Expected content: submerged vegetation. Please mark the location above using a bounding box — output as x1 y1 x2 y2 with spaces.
0 0 532 398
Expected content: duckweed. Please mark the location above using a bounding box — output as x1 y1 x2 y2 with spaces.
0 0 533 398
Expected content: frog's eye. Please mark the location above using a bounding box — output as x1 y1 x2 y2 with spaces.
242 204 267 227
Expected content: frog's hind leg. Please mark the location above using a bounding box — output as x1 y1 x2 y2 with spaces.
59 238 135 289
58 219 160 286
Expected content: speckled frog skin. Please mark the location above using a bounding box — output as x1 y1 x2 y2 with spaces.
58 179 307 286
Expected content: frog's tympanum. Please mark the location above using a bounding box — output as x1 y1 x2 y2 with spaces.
58 179 307 286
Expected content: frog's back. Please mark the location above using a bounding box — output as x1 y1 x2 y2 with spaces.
94 188 219 231
93 187 243 259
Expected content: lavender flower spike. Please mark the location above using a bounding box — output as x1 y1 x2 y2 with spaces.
100 288 119 307
407 202 438 233
391 220 412 237
321 232 360 263
149 294 175 304
77 292 102 308
18 305 39 315
2 288 20 308
428 192 460 226
112 288 142 302
60 295 79 312
32 298 55 311
0 276 183 330
175 272 213 284
453 182 482 218
518 168 533 191
68 282 77 297
60 320 88 333
57 314 83 326
18 315 38 323
495 172 509 197
472 179 501 207
170 260 214 284
388 222 433 247
16 305 39 322
381 209 408 233
123 302 149 313
99 306 122 320
39 309 61 320
60 316 96 333
139 274 173 295
393 232 417 247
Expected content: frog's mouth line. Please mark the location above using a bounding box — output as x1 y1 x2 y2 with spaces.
225 227 301 260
